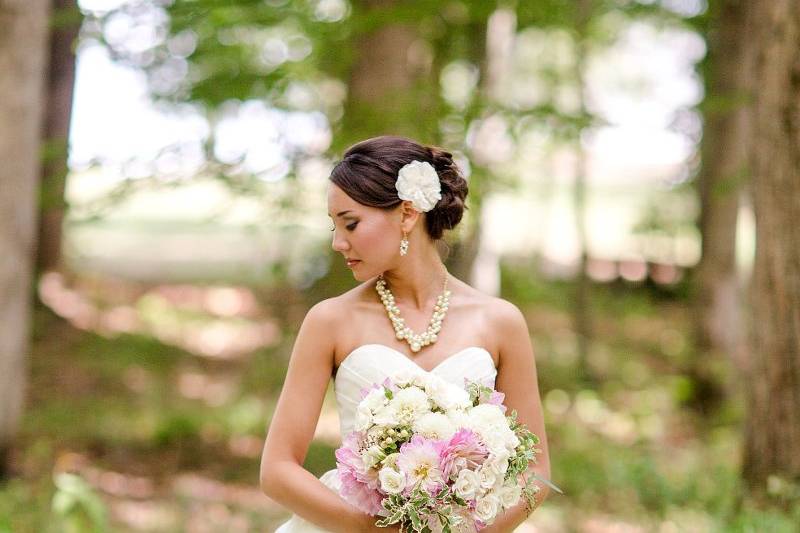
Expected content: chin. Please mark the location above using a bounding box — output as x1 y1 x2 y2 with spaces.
350 265 377 282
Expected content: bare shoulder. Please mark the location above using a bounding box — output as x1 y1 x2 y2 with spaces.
306 277 375 320
486 297 528 332
308 279 379 354
450 276 526 333
483 296 533 369
302 295 341 333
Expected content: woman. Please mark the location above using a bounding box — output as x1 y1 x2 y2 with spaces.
260 135 551 533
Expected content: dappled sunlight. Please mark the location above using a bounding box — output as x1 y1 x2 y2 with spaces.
50 450 286 531
38 271 281 360
227 434 263 459
54 451 155 499
110 499 180 531
177 370 237 405
171 473 276 511
581 515 646 533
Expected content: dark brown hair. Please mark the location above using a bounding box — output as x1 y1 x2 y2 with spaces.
329 135 468 240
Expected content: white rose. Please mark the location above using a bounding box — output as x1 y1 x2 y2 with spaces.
354 404 373 431
453 469 481 500
498 483 521 508
478 464 500 490
480 432 508 455
363 387 389 411
437 385 472 412
390 385 431 424
486 459 506 478
378 467 406 494
446 408 471 429
412 412 456 441
396 160 442 212
473 493 500 524
424 375 450 406
467 404 507 432
372 404 399 426
487 451 510 476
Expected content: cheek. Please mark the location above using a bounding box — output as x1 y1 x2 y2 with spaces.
356 221 393 253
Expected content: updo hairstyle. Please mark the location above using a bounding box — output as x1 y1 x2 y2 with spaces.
329 135 468 240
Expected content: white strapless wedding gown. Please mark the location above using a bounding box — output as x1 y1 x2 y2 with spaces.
274 343 497 533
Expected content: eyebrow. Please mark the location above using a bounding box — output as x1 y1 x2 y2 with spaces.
328 210 354 218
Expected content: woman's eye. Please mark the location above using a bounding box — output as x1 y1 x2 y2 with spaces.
329 222 358 232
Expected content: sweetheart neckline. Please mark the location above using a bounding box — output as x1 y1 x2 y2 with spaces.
335 343 495 378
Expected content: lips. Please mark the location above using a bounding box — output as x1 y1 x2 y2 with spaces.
346 259 361 267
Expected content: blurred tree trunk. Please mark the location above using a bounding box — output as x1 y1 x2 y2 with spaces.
37 0 81 274
741 0 800 502
0 0 51 479
328 1 492 292
337 0 433 147
693 0 749 369
572 0 593 381
447 9 503 286
318 0 436 296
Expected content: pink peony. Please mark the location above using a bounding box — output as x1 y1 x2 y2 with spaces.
397 435 447 497
439 428 489 481
336 432 383 515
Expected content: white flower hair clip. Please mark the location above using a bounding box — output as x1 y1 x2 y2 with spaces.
395 160 442 212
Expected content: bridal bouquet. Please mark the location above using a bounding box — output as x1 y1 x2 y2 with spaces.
335 370 549 532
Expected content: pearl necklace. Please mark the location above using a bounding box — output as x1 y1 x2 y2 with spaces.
375 272 450 353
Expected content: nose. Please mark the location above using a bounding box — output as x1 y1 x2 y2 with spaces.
331 228 350 253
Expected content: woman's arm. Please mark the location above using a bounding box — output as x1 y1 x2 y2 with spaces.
482 299 551 533
260 299 392 533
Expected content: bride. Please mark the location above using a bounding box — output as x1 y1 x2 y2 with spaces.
260 135 551 533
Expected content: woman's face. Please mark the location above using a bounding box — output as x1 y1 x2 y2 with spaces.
327 183 401 281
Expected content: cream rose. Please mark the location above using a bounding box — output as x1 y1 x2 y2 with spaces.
498 483 521 508
478 464 500 490
453 468 481 500
473 493 500 524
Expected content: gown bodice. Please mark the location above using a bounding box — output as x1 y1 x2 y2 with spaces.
274 344 497 533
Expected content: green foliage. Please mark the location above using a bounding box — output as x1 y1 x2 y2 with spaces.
154 411 204 447
51 473 109 533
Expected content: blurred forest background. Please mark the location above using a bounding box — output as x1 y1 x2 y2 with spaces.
1 0 799 531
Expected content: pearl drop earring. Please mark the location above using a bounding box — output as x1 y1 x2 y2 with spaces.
399 231 409 256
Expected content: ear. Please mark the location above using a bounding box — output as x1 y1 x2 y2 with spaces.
399 200 421 233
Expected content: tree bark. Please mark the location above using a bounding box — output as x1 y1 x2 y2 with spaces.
572 0 593 381
337 0 431 147
693 0 750 367
0 0 51 478
685 0 752 416
37 0 81 274
741 0 800 501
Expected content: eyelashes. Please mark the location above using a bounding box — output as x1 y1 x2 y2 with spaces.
330 223 358 232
